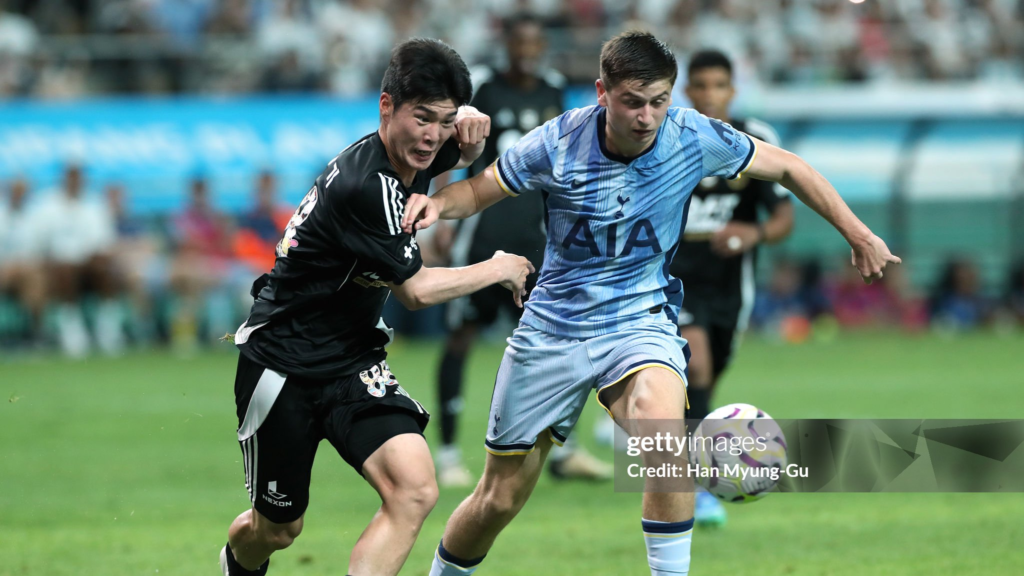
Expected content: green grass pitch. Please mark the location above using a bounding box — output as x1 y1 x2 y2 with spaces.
3 331 1023 575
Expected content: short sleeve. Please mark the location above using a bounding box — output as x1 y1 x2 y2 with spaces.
428 138 462 178
334 173 423 284
492 120 555 197
742 118 792 205
688 110 757 180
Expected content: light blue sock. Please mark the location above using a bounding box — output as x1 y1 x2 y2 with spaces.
428 540 485 576
642 517 694 575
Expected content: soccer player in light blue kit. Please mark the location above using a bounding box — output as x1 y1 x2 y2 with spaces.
403 31 900 575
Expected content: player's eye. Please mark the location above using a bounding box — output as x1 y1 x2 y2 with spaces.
416 116 429 124
442 120 455 128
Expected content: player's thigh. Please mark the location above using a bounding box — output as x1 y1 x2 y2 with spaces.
477 433 554 512
234 354 320 525
600 366 687 428
360 427 437 509
322 360 430 475
593 324 689 427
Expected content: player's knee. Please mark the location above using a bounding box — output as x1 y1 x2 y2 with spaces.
388 481 439 520
476 482 527 523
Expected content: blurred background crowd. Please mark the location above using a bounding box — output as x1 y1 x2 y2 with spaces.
1 0 1023 356
2 0 1023 99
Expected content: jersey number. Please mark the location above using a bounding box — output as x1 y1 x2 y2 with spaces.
277 185 319 257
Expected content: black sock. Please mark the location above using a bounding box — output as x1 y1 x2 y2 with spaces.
438 350 466 446
224 542 269 576
687 387 711 423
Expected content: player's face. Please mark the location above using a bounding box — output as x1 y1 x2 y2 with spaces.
383 95 458 173
597 78 673 156
507 22 545 76
685 67 734 121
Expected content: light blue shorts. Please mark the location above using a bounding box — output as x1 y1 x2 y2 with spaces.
484 319 690 455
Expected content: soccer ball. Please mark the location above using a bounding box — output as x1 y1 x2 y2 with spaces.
691 403 788 503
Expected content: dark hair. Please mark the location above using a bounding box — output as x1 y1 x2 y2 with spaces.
380 38 472 110
503 12 542 36
687 49 733 79
600 31 677 89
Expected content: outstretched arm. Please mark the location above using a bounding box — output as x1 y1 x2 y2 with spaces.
401 164 510 234
744 138 901 283
388 250 535 310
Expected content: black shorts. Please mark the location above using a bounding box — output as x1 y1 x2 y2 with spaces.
233 353 429 524
676 293 742 378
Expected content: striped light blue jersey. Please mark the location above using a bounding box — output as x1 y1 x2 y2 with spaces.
493 105 757 339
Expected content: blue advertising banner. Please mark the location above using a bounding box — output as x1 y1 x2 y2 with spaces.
0 89 600 213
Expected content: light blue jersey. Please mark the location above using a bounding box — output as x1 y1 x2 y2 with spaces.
493 105 757 339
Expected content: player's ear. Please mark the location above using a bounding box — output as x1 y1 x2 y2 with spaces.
596 79 607 107
379 93 393 123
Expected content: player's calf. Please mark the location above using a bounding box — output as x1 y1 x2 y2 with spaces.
224 510 303 575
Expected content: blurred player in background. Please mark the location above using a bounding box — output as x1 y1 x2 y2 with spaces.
0 177 46 346
672 49 794 526
168 176 236 351
220 39 533 576
435 12 611 487
35 164 123 357
404 31 899 576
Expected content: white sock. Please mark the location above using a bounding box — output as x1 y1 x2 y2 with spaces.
642 517 693 575
57 304 90 358
428 541 483 576
95 300 125 355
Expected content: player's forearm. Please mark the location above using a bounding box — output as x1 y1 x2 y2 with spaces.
779 156 871 247
455 141 485 170
433 179 480 220
391 261 502 310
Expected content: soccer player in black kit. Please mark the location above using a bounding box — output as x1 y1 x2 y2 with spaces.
672 50 795 526
434 13 611 487
219 39 534 576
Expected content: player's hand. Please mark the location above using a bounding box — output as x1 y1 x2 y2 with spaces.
711 222 760 257
454 106 491 147
402 194 442 234
491 250 535 308
850 234 901 284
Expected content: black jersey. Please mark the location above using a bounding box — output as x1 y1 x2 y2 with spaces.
671 118 790 305
236 132 461 378
456 67 564 265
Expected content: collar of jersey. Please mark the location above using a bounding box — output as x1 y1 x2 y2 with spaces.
596 107 659 167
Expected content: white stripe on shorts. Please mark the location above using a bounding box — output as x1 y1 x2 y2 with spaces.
238 369 287 441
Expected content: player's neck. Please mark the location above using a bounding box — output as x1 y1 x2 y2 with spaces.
377 126 416 187
603 127 650 160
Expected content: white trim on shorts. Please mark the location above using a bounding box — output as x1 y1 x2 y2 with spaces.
237 368 287 442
